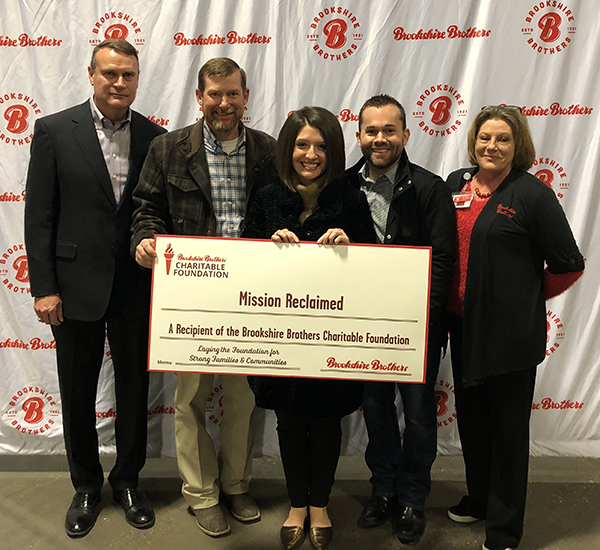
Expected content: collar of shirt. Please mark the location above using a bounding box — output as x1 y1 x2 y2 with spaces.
358 160 399 190
90 97 132 132
203 120 246 155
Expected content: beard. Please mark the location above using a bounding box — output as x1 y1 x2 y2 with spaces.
363 145 402 172
205 109 242 134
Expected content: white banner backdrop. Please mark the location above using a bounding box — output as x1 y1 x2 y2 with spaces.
1 0 598 459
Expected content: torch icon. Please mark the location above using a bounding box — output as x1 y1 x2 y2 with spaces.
164 243 174 275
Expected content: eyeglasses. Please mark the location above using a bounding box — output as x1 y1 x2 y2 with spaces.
481 104 522 112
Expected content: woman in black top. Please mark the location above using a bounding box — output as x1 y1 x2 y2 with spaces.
244 106 375 550
445 106 584 550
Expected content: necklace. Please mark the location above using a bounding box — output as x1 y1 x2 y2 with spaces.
474 186 494 199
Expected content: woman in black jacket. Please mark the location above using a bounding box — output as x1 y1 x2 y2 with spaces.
243 106 375 550
445 105 584 550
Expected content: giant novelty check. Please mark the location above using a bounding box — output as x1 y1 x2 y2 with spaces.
148 235 431 382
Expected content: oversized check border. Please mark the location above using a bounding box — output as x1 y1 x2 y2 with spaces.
148 235 431 382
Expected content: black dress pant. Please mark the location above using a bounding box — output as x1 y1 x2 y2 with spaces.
275 409 343 508
449 314 536 550
52 298 150 493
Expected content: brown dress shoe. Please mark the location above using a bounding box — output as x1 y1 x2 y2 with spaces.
280 524 306 550
309 526 333 550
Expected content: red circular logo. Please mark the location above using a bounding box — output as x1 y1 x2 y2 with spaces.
205 384 224 426
530 156 570 200
435 378 457 429
89 11 145 48
522 2 576 55
0 93 41 146
412 84 468 138
545 309 566 359
4 386 60 435
1 244 30 294
307 7 363 61
105 23 129 40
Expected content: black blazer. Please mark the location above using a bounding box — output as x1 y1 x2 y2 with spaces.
25 101 166 321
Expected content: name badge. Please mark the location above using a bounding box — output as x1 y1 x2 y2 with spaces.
452 192 473 209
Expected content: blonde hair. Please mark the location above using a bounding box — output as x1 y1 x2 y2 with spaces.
467 106 536 170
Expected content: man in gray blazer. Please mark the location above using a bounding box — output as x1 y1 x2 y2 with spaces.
24 39 165 538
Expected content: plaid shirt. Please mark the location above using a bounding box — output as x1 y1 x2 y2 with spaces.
203 122 247 238
358 162 399 244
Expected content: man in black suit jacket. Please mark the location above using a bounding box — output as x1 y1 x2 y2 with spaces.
24 39 166 538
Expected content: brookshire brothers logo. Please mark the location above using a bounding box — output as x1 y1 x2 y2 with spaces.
164 243 229 279
412 84 468 137
4 386 60 435
1 190 26 203
205 384 224 426
0 337 55 350
307 7 363 61
89 10 145 48
173 30 272 46
532 396 584 411
147 115 169 128
393 24 491 41
531 156 570 200
0 33 62 47
522 102 592 116
546 309 566 358
435 378 456 429
1 243 30 294
521 2 576 54
0 93 42 146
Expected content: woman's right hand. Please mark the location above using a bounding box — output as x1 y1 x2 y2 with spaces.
271 228 300 243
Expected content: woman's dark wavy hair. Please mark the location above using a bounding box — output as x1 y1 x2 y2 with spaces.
277 106 345 189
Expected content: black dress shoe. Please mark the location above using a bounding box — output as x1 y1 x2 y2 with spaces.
392 506 426 545
357 496 392 528
113 487 155 529
65 491 102 538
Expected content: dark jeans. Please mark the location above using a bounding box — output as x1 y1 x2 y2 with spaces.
449 313 536 550
362 345 441 510
275 410 343 508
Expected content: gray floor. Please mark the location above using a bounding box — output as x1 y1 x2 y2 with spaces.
1 455 599 550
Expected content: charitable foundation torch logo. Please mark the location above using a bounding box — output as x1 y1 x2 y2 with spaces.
4 386 60 436
89 10 145 48
435 378 457 429
531 156 570 200
521 2 576 54
165 248 229 279
164 243 175 275
1 243 30 294
0 93 42 146
307 6 363 61
412 84 468 138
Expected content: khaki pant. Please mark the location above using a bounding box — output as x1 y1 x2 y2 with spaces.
174 372 255 509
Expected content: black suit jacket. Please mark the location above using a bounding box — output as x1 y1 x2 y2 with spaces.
25 100 166 321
